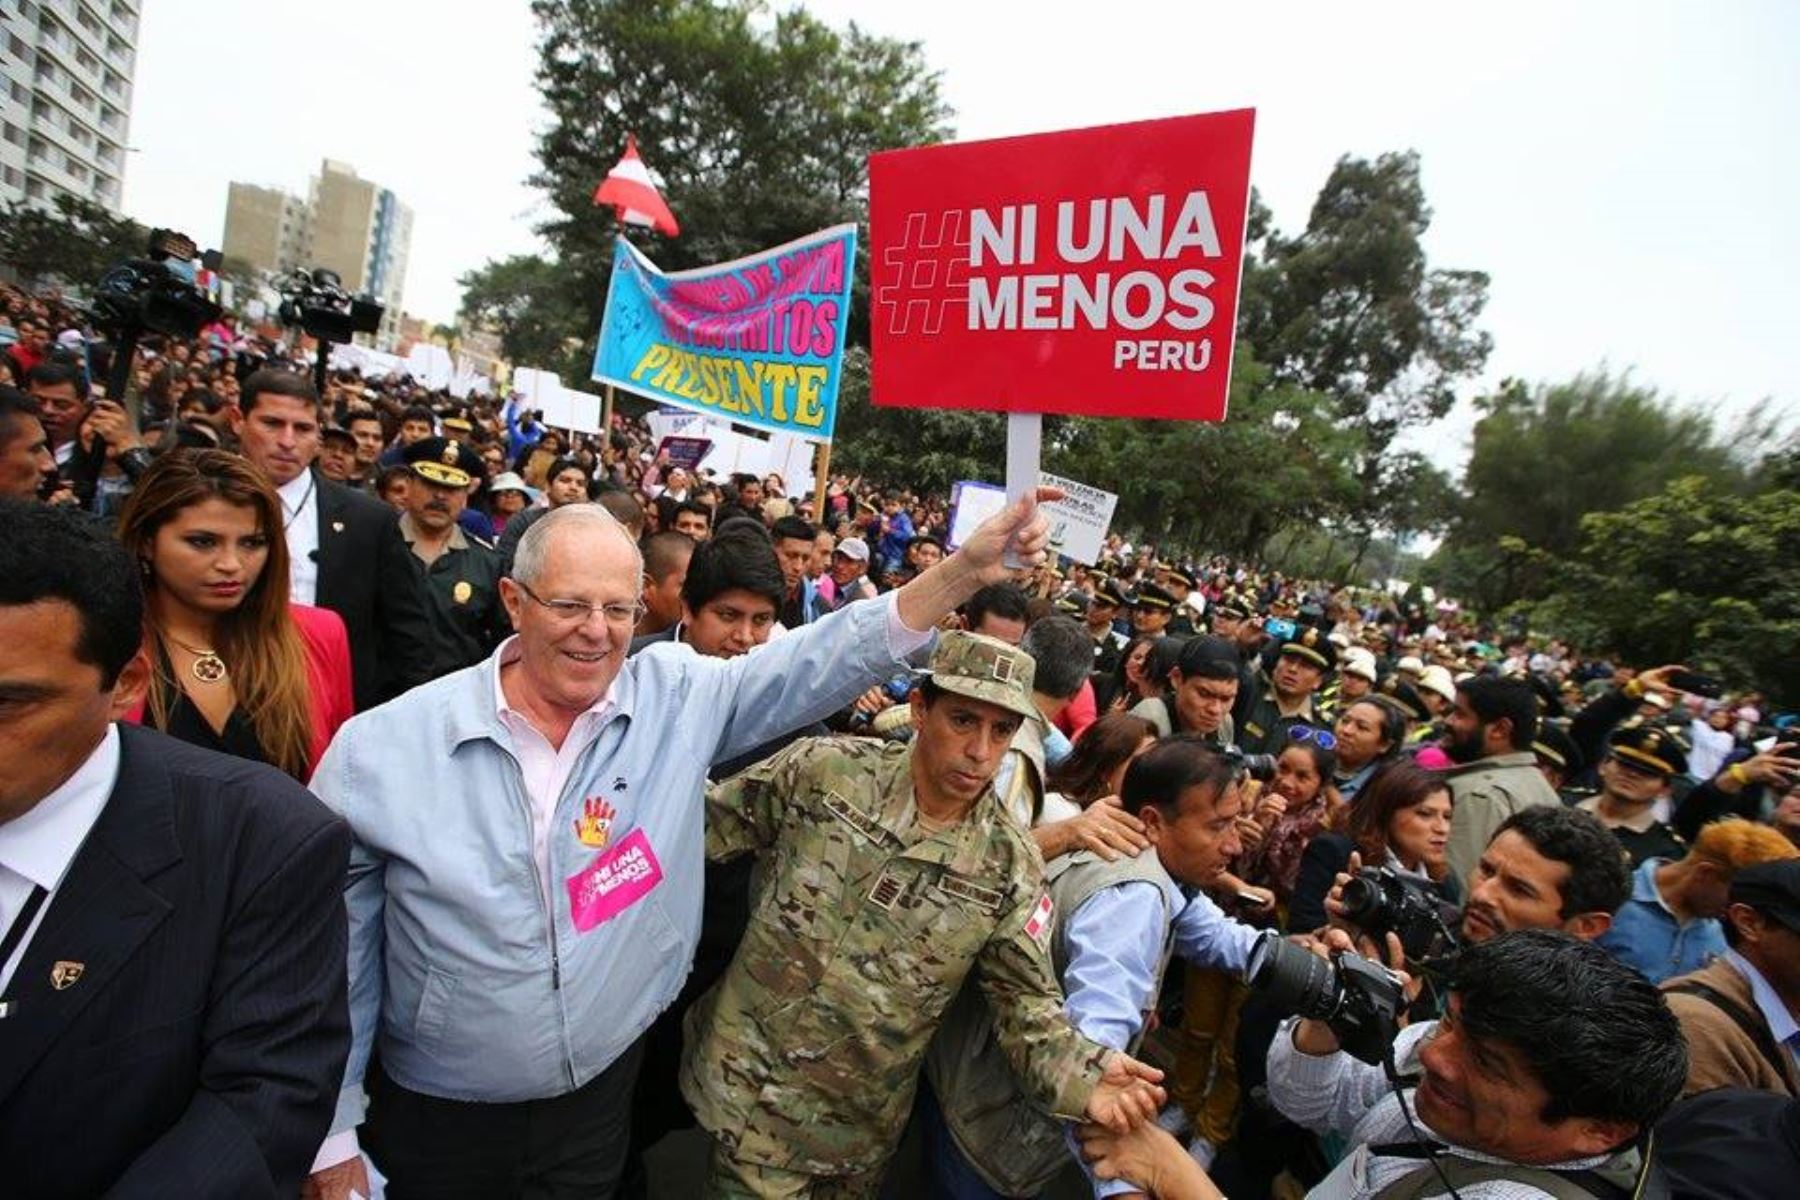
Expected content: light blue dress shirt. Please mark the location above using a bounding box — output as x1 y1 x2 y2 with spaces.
1060 876 1259 1196
1597 857 1727 983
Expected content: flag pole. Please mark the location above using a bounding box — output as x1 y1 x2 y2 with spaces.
603 383 615 443
812 439 832 529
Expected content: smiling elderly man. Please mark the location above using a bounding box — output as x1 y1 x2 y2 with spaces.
305 494 1062 1200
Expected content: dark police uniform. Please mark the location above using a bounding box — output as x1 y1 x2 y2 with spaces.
1237 625 1335 757
401 437 509 680
1578 719 1690 868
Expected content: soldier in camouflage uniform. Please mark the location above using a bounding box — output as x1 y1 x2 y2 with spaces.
682 632 1166 1198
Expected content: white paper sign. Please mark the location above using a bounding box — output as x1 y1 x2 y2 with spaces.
948 481 1008 551
564 389 604 434
1039 471 1118 566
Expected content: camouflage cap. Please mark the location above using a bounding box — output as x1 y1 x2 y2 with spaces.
922 630 1041 723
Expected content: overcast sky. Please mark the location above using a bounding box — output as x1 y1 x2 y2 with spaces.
123 0 1796 465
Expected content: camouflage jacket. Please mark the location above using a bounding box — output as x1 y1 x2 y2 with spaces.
681 735 1108 1173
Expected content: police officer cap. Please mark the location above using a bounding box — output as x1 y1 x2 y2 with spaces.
319 423 357 446
921 631 1040 724
1279 625 1338 670
1166 566 1197 590
1607 718 1689 778
1055 590 1091 616
1532 722 1584 777
403 436 484 490
1377 675 1430 723
1211 591 1251 620
1132 582 1176 611
1092 579 1128 609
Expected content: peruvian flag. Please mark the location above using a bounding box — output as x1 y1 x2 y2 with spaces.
593 135 680 238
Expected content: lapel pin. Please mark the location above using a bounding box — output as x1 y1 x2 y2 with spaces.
331 520 346 533
50 961 84 990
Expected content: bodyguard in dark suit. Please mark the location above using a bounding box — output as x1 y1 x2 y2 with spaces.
0 502 352 1198
232 368 435 710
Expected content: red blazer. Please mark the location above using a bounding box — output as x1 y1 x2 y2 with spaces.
1053 677 1099 741
124 604 355 779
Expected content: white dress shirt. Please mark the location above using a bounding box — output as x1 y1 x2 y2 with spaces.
0 726 120 994
280 471 320 606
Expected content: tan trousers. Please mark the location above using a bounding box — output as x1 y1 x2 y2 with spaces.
1168 966 1251 1145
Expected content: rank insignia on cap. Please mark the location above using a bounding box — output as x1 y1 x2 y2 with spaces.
992 654 1015 685
441 442 460 465
573 796 616 849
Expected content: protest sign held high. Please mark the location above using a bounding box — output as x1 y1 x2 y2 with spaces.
870 110 1255 422
591 225 858 439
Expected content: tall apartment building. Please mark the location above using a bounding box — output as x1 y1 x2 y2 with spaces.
221 159 414 347
0 0 139 213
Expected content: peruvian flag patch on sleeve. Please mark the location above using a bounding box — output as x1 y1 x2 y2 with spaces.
1023 892 1055 950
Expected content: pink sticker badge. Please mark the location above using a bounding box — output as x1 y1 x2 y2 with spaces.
1023 892 1055 950
566 827 664 932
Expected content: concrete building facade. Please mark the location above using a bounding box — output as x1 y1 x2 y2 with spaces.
220 159 414 347
0 0 140 213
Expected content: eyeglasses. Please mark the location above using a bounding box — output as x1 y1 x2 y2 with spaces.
1289 724 1338 751
513 580 646 627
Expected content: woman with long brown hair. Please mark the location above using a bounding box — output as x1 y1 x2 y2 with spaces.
1286 760 1458 935
117 448 353 779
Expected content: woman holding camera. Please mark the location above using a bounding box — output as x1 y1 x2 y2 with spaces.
1286 760 1458 936
117 448 353 780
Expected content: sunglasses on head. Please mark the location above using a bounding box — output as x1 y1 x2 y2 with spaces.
1289 724 1338 751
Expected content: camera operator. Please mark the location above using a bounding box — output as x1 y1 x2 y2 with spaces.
1265 930 1687 1198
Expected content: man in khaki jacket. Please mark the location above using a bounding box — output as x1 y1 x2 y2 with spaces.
1662 859 1800 1097
1442 676 1563 885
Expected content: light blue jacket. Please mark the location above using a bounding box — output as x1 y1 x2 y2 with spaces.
310 594 914 1133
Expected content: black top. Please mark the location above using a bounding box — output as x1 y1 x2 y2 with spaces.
154 643 269 767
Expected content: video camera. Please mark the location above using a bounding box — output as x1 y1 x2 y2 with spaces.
1245 931 1404 1065
89 228 223 343
1337 866 1461 963
275 268 385 345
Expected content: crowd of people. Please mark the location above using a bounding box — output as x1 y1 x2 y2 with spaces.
2 279 1798 1200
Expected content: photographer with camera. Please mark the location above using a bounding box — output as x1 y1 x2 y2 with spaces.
1251 929 1690 1198
1290 762 1458 942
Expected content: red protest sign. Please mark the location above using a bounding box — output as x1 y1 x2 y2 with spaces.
869 110 1254 422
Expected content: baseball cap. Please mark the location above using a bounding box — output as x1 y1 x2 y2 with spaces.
834 536 870 563
922 631 1040 723
1730 860 1800 933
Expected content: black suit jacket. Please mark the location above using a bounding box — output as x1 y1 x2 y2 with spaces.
0 725 352 1198
312 473 436 709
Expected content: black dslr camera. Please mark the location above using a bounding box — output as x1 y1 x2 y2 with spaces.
1246 932 1404 1064
1220 743 1278 783
1337 866 1461 962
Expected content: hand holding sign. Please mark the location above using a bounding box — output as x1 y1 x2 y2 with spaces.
959 485 1066 584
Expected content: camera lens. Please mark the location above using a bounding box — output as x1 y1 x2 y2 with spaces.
1337 875 1383 926
1245 932 1338 1019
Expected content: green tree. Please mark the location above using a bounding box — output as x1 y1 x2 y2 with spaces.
1430 371 1753 610
502 0 951 371
1529 477 1800 705
1242 152 1491 540
0 194 148 287
457 253 591 377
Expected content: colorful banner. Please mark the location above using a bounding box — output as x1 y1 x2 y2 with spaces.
869 110 1255 422
592 225 857 440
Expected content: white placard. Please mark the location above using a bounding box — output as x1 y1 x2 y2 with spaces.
1039 471 1118 567
564 389 603 434
948 481 1008 551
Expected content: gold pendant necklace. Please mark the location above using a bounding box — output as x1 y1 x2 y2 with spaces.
157 625 229 684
